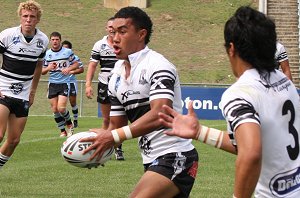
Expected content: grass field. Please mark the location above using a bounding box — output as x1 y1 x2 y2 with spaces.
0 116 235 198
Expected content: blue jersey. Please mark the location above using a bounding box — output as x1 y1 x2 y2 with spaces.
69 55 83 83
43 47 76 83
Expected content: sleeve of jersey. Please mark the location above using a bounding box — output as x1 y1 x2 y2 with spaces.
109 94 126 117
149 64 177 101
0 30 7 54
276 44 288 63
90 41 101 62
221 87 260 134
38 37 49 61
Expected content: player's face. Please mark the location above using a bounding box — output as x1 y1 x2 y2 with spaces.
50 36 61 51
106 20 114 36
111 18 146 60
20 9 39 36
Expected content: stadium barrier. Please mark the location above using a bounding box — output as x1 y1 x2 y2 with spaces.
31 80 300 119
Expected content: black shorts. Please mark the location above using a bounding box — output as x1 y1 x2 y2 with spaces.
47 83 69 99
144 148 199 198
69 83 77 97
0 96 29 117
97 81 110 104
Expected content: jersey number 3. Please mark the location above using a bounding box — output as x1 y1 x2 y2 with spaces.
282 100 299 160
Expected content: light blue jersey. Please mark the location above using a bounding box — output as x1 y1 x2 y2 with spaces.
43 47 77 83
69 55 83 83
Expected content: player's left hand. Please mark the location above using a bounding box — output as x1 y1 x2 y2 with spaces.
158 101 200 139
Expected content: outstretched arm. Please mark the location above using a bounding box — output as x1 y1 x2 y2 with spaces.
158 101 237 154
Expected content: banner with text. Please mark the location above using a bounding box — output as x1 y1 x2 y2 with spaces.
98 87 300 120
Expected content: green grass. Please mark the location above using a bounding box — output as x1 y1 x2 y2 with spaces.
0 117 235 198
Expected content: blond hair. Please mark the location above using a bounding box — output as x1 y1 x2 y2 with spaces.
17 0 42 20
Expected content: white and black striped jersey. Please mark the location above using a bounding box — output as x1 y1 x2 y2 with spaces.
89 36 117 84
275 42 288 69
108 47 194 164
0 26 48 101
221 69 300 197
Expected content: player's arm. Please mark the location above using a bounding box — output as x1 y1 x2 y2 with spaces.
70 66 84 75
279 60 293 81
158 102 237 154
85 61 98 99
29 60 43 106
233 122 262 198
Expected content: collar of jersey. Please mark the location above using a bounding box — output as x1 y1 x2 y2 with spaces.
128 46 150 69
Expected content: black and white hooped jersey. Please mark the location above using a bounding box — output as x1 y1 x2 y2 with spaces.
0 26 48 101
221 69 300 197
108 47 194 164
90 36 117 84
275 42 288 69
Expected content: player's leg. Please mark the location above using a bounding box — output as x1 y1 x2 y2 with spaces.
0 103 10 143
100 103 111 130
69 83 78 128
130 149 198 198
130 171 180 198
0 98 28 170
48 83 67 137
58 95 73 137
50 97 67 137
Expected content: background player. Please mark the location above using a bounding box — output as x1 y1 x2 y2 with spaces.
62 40 84 128
275 41 293 81
0 0 48 169
85 17 124 160
158 6 300 198
42 32 79 137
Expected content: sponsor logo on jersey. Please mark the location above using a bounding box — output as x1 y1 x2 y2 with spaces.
19 48 37 54
12 36 20 45
9 83 23 95
270 166 300 197
121 90 141 101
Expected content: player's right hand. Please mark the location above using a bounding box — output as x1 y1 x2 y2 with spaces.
85 86 93 99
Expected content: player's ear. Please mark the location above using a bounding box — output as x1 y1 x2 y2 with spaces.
228 42 235 57
138 29 147 42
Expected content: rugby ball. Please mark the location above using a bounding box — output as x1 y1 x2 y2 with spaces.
61 131 114 169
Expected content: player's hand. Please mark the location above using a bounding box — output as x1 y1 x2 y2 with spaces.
89 128 107 134
158 101 200 140
85 86 93 99
61 68 71 75
48 62 57 71
81 131 115 161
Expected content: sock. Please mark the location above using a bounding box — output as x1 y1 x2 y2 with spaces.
0 153 10 169
54 112 65 130
72 105 78 121
60 110 72 126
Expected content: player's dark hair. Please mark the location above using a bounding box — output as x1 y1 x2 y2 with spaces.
50 31 61 40
108 17 115 21
62 40 72 49
224 6 277 76
114 6 153 44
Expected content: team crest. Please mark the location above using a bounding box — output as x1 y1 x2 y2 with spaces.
36 39 44 48
139 69 147 85
12 36 20 45
101 44 106 50
9 83 23 95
